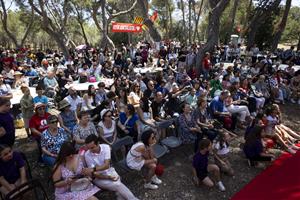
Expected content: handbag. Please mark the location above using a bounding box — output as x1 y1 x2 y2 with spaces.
70 177 91 192
155 163 164 177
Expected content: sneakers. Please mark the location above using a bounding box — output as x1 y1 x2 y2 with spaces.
144 182 158 190
151 175 162 185
287 148 296 155
217 181 226 191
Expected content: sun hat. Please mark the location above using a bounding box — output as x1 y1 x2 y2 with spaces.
34 102 46 110
100 109 111 120
58 99 71 110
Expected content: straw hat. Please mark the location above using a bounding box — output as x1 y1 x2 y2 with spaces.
58 99 71 110
14 71 23 76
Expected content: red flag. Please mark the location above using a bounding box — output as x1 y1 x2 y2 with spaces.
111 22 143 33
150 11 158 22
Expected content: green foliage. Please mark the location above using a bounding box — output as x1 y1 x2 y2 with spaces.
281 6 300 43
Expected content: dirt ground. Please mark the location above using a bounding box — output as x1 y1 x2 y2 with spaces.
14 103 300 200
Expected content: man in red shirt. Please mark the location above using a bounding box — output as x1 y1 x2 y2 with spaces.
29 103 50 163
202 52 212 80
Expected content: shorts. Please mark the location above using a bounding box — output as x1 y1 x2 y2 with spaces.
23 118 30 129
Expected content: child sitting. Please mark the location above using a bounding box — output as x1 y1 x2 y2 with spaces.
213 133 235 176
192 139 226 191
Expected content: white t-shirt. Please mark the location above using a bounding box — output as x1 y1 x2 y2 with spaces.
265 115 278 134
214 142 230 155
0 84 11 96
98 120 116 139
85 144 115 176
64 95 82 111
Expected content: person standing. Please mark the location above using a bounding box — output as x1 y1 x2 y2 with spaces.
20 85 34 139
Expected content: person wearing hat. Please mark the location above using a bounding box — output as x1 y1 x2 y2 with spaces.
58 99 78 134
41 115 69 166
29 103 50 164
98 109 117 145
13 71 27 89
20 85 34 139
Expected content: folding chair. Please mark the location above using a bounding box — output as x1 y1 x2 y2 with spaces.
4 179 49 200
111 136 134 172
160 118 182 149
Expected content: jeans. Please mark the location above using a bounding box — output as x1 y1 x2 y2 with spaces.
42 154 56 166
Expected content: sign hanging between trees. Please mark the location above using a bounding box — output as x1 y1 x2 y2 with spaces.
111 22 143 33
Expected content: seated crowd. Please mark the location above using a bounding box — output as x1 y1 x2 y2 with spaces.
0 42 300 198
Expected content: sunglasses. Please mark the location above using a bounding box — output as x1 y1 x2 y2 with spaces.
37 107 45 111
105 114 112 118
49 120 58 124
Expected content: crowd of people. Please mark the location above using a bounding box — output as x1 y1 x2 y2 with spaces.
0 41 300 199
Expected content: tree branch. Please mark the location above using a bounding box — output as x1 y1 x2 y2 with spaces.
111 0 137 18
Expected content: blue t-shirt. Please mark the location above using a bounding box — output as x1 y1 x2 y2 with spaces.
0 112 15 146
25 70 38 77
119 112 138 135
33 95 49 111
192 151 209 180
210 96 225 116
243 139 263 159
0 152 25 184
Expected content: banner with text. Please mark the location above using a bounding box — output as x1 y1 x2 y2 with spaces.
111 22 142 33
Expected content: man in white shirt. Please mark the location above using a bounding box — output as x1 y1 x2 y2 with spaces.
84 134 138 200
0 75 13 99
64 86 82 111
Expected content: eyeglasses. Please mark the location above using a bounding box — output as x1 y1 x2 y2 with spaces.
49 120 58 124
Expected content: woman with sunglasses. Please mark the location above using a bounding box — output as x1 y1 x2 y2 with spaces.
41 115 69 166
29 103 50 164
98 109 117 145
126 130 162 190
52 141 99 200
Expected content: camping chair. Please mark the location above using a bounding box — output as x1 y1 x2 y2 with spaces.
19 152 33 179
4 179 49 200
111 136 135 172
160 117 182 149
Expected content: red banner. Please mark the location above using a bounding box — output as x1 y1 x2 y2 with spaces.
111 22 142 33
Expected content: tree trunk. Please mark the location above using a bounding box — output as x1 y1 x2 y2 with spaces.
225 0 239 44
271 0 292 51
167 1 173 39
180 0 187 44
138 0 161 42
193 0 204 42
196 0 230 73
246 0 281 49
188 0 192 44
100 0 115 49
297 34 300 51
